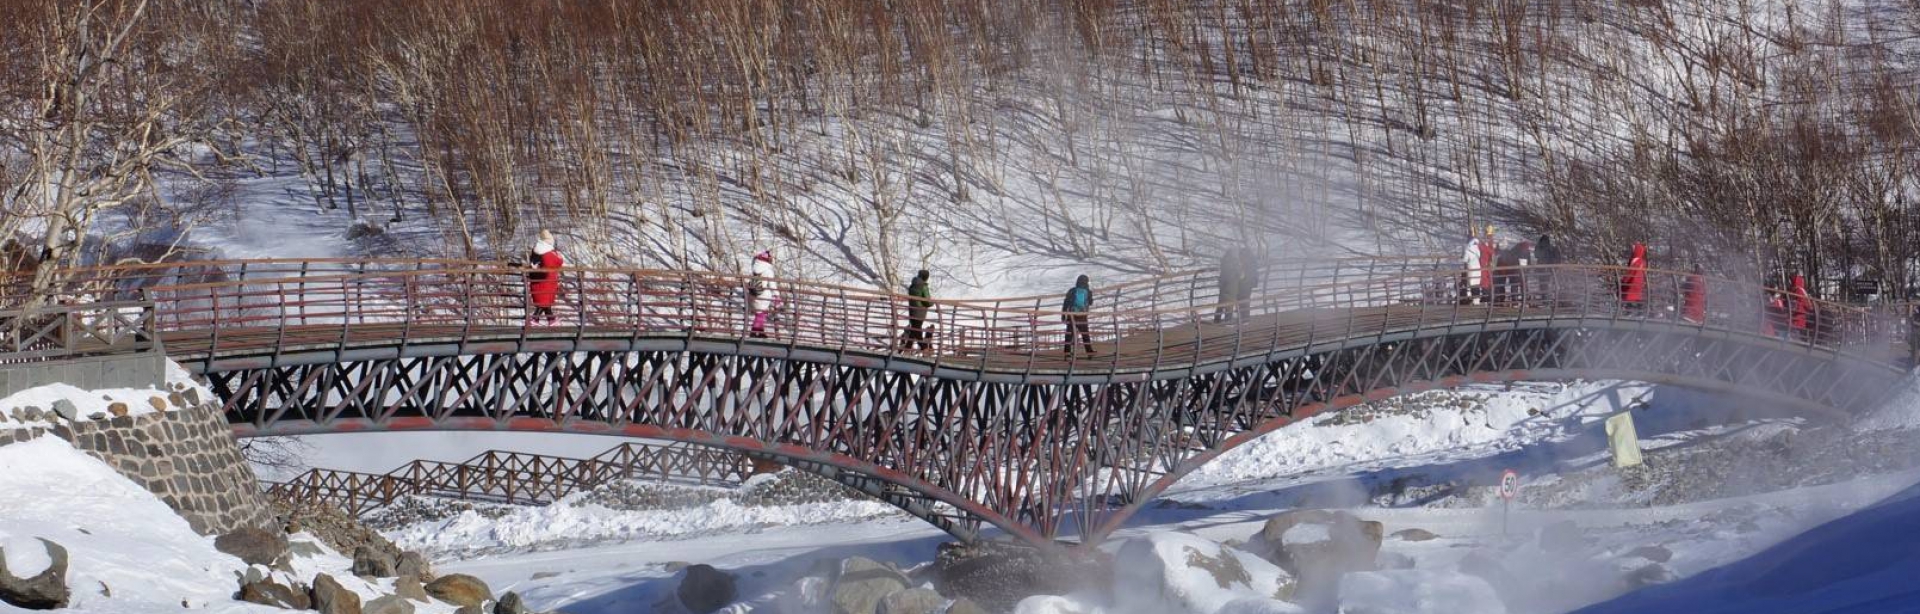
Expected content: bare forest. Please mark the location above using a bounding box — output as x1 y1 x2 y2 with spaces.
1 0 1917 295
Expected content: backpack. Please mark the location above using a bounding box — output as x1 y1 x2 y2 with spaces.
1063 287 1091 312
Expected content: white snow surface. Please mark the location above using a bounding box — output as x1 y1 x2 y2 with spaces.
1280 523 1331 547
1338 570 1507 614
0 360 209 430
388 494 903 557
0 535 52 579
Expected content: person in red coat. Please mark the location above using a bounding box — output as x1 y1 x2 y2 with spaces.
526 230 564 325
1479 225 1497 297
1620 243 1648 312
1790 274 1816 340
1680 267 1707 324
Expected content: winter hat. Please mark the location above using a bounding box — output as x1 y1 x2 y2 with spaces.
534 229 555 255
754 250 773 263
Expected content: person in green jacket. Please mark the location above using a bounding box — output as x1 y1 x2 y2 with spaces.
902 269 933 350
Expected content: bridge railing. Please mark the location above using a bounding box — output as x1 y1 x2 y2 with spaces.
13 257 1903 371
0 300 158 363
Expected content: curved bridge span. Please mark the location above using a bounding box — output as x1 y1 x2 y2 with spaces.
25 258 1909 549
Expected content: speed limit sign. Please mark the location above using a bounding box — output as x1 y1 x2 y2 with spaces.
1499 469 1519 501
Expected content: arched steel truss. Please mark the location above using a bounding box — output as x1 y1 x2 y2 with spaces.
212 318 1905 549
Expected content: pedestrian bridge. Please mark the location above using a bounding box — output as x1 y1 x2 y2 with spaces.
6 257 1909 549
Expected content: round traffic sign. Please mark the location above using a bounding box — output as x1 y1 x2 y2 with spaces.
1499 469 1519 501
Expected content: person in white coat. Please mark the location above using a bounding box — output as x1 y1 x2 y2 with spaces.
1461 235 1484 305
747 250 780 338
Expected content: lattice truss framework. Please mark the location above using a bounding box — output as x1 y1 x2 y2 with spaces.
213 325 1901 548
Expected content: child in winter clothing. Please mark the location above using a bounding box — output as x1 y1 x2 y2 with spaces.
747 250 780 338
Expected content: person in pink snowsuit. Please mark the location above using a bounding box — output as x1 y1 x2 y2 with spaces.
747 250 780 338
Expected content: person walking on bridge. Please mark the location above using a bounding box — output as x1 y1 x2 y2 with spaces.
1790 274 1816 342
1495 240 1533 304
902 269 933 351
1235 247 1260 321
747 250 780 338
1479 225 1498 300
526 230 564 325
1215 250 1243 323
1680 266 1707 324
1620 243 1648 313
1063 275 1095 357
1461 233 1485 305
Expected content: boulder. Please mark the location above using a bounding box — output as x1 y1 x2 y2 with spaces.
1337 570 1506 614
0 538 70 610
876 587 945 614
107 402 130 418
394 574 430 601
238 578 312 610
676 565 736 614
366 595 417 614
396 552 432 579
216 527 291 567
1622 563 1675 590
494 591 530 614
1112 532 1291 614
146 396 168 412
456 606 484 614
311 573 364 614
933 541 1109 613
50 400 79 421
353 546 398 578
1245 510 1380 606
1390 528 1439 542
944 597 990 614
833 557 909 614
1625 545 1673 563
425 574 493 609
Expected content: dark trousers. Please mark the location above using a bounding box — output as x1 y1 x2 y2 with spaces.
1065 315 1093 355
903 315 929 350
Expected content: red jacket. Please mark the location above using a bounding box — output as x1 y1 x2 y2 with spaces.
1478 240 1496 289
529 249 564 308
1621 243 1647 303
1790 275 1814 330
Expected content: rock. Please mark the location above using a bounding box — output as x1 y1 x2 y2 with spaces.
87 412 106 421
664 561 693 573
354 546 398 578
394 574 429 601
1622 563 1675 589
366 595 416 614
529 571 560 581
395 552 432 579
1625 545 1672 563
933 542 1109 613
185 388 202 406
425 574 493 609
1113 532 1291 614
1377 552 1416 570
1537 520 1586 554
238 578 311 610
833 557 910 614
50 400 79 421
1245 510 1380 606
456 606 484 614
0 538 71 610
876 587 945 614
676 565 736 614
20 406 44 421
311 573 363 614
494 591 530 614
168 392 187 408
1390 528 1439 542
944 597 990 614
147 396 168 412
216 527 291 567
1338 570 1506 614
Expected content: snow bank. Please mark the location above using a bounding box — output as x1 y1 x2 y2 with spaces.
0 437 241 609
387 495 902 555
1184 382 1641 487
1854 371 1920 432
0 360 210 430
1109 532 1291 614
1338 570 1506 614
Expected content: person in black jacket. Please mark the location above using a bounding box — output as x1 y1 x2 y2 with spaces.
1063 275 1094 356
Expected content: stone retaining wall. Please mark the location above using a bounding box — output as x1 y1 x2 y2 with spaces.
0 400 276 536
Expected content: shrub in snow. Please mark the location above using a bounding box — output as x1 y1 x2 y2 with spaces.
1337 569 1506 614
1111 532 1292 614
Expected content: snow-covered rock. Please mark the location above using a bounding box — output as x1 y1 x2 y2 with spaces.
1015 594 1108 614
1111 532 1292 614
1337 570 1506 614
